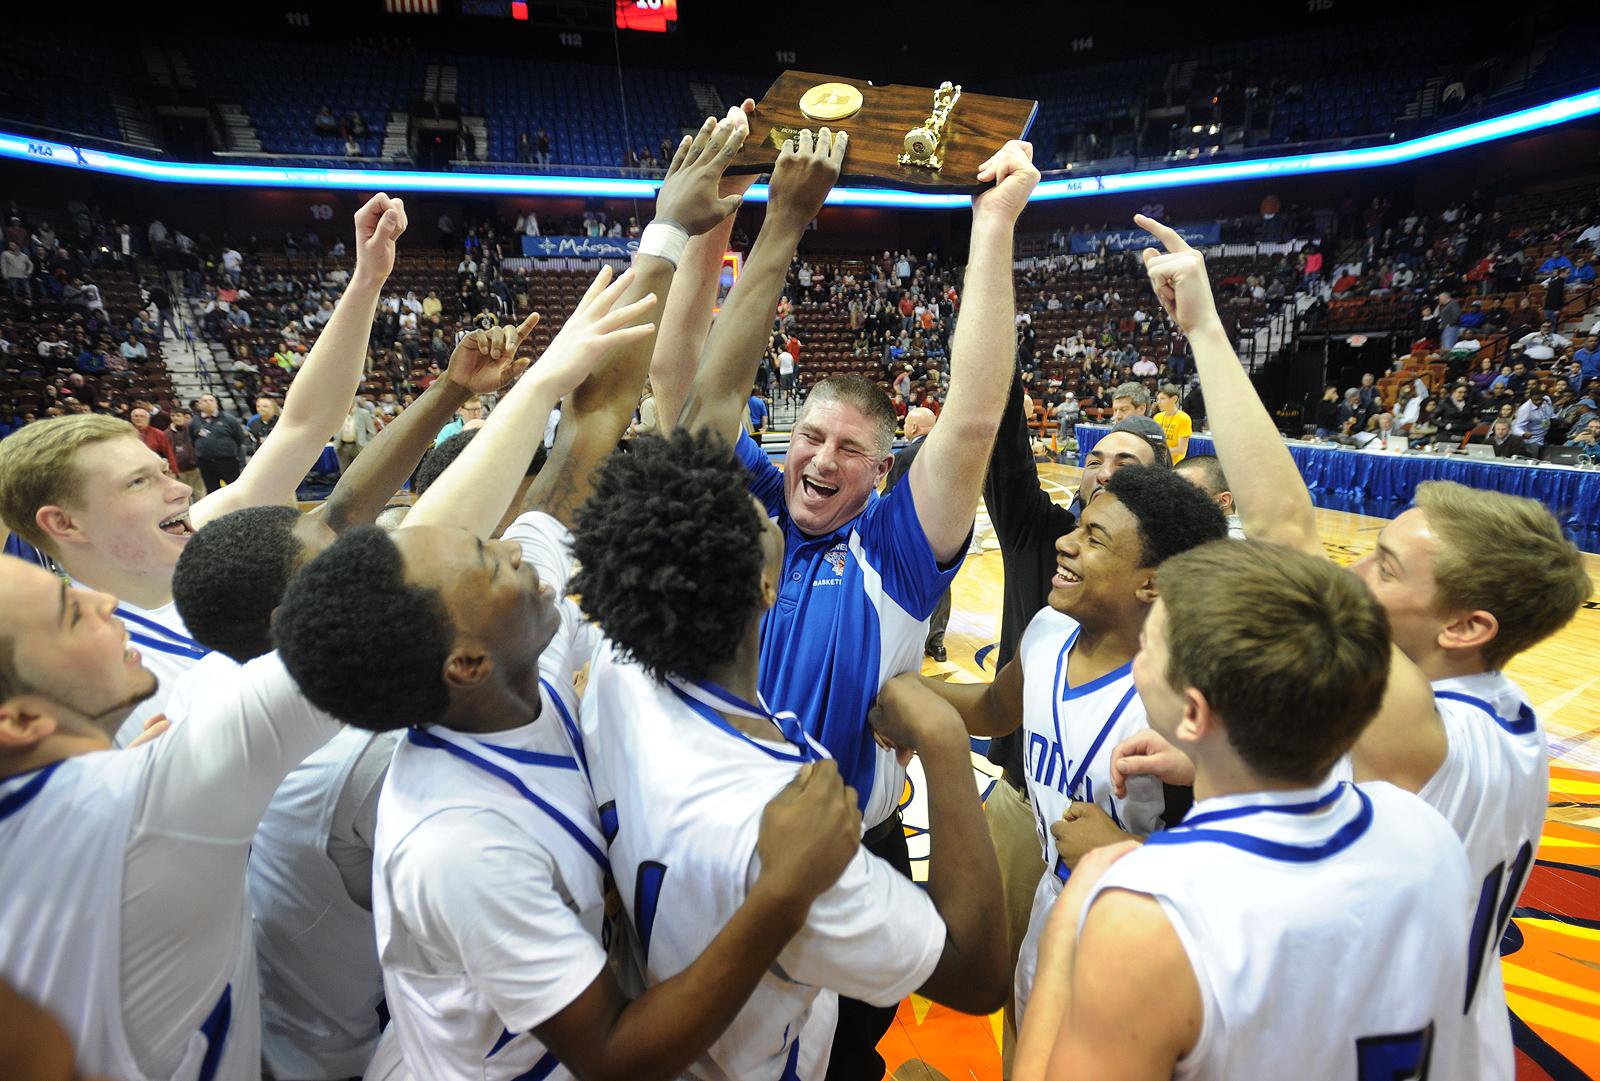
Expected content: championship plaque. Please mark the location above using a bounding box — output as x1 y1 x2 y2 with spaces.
728 70 1038 194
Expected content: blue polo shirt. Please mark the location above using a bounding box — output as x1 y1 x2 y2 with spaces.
737 431 961 826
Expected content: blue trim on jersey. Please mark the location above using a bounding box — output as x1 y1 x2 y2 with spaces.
1433 690 1538 736
1053 629 1135 701
195 984 233 1081
0 761 62 824
779 1037 802 1081
486 1027 517 1058
510 1051 560 1081
406 728 609 871
1048 626 1138 802
540 678 588 776
476 744 580 771
114 607 211 661
126 631 211 660
1145 785 1373 862
1178 783 1344 829
668 683 818 764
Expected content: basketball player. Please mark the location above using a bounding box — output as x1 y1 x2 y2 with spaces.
168 119 747 1081
1116 214 1593 1080
674 129 1037 1078
919 464 1225 1021
0 191 410 746
571 429 1008 1079
278 120 871 1081
164 318 535 1081
0 554 341 1080
1014 541 1472 1080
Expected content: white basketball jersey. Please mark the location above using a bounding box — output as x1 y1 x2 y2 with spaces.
579 645 948 1081
1422 672 1548 1081
0 749 258 1081
106 594 211 747
252 725 396 1080
1013 607 1166 1020
371 510 609 1081
373 681 605 1081
1082 780 1472 1081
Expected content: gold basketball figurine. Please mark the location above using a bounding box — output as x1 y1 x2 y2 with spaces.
899 81 961 171
799 82 864 122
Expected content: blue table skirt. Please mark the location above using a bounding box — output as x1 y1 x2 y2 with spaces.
1075 425 1600 552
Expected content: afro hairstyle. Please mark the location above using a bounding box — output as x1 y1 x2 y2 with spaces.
1103 464 1229 568
173 504 305 662
415 428 547 498
570 429 767 683
273 525 454 731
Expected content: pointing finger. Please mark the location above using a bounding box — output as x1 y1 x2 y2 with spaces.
1134 213 1190 254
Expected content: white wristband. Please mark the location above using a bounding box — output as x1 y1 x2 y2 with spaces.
637 220 689 268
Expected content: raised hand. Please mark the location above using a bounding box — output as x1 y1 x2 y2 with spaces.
528 266 658 400
446 311 540 394
755 760 863 911
1109 728 1194 799
720 99 760 199
352 192 407 284
654 115 748 236
972 140 1039 224
765 127 848 233
1136 213 1222 336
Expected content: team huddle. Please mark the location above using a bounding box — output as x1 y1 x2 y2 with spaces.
0 105 1590 1081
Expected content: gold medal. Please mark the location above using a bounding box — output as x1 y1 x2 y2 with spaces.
799 82 864 122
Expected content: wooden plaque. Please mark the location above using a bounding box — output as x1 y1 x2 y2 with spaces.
728 70 1038 194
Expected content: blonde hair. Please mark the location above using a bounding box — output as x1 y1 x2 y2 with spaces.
1158 540 1391 784
0 414 137 554
1415 481 1592 668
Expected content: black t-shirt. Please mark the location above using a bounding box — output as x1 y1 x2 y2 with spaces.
982 370 1077 786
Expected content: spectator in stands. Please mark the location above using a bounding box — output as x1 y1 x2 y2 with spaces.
1314 384 1342 438
163 405 202 495
1568 417 1600 461
433 395 484 446
248 396 280 447
129 407 179 474
334 399 376 474
3 241 32 301
1336 387 1367 435
1519 321 1571 363
119 335 148 365
1437 291 1462 351
1574 256 1596 286
221 246 243 288
1435 384 1477 445
189 393 249 492
1109 382 1150 424
1544 266 1570 324
1511 379 1554 442
1154 383 1192 462
314 105 337 135
1538 249 1574 275
535 129 551 164
1475 416 1531 458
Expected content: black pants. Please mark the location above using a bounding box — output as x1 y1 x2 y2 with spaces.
825 812 910 1081
198 457 241 493
926 587 952 649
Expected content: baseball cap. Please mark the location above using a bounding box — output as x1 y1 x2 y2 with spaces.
1107 415 1173 469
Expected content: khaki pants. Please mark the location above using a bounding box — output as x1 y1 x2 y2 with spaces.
178 468 204 499
983 777 1046 1079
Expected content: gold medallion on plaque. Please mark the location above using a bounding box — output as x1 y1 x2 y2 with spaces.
799 82 864 122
